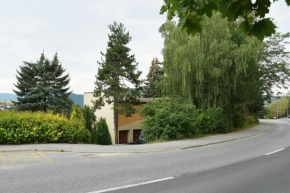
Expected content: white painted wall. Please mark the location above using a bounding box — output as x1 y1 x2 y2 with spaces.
84 92 115 145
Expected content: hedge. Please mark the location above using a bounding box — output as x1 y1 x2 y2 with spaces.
0 111 90 144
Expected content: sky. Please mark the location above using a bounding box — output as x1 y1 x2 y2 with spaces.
0 0 289 95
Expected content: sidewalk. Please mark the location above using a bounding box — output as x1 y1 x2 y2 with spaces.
0 120 273 153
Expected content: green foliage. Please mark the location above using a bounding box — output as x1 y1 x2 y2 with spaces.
138 98 197 141
260 33 290 97
247 116 257 124
195 108 233 134
60 119 90 144
70 105 85 122
95 117 112 145
143 58 164 98
13 53 72 114
160 14 261 112
232 111 245 128
83 105 97 143
268 96 289 118
0 111 90 144
138 99 233 141
160 0 287 39
83 105 96 131
93 22 142 144
265 114 274 119
159 14 289 128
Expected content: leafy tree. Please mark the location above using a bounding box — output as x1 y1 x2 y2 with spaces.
93 22 142 144
268 96 288 118
83 105 96 132
160 0 289 40
70 105 85 123
95 117 112 145
159 13 266 127
260 32 290 98
143 58 164 98
13 53 72 114
160 14 252 109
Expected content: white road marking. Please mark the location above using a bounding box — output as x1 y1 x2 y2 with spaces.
265 148 285 156
88 177 175 193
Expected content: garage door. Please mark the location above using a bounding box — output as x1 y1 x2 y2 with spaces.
133 129 142 142
119 130 128 144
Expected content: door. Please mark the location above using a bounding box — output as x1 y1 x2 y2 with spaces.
133 129 142 142
119 130 128 144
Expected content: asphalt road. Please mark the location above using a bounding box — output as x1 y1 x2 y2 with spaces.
1 119 290 193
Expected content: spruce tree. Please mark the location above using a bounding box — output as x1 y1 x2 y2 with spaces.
93 22 142 144
95 117 112 145
143 58 164 98
13 53 72 114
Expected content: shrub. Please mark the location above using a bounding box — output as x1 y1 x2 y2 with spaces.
264 114 274 119
95 117 112 145
195 108 233 134
137 98 197 141
0 111 90 144
83 105 96 132
247 116 258 124
70 105 85 122
232 111 245 128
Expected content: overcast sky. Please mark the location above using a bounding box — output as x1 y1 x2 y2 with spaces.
0 0 289 94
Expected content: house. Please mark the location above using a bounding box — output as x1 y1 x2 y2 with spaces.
84 92 152 144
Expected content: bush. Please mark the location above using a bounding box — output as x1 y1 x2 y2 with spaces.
137 98 197 141
247 116 258 124
95 117 112 145
195 108 233 134
0 111 90 144
83 105 96 132
264 114 274 119
232 111 245 128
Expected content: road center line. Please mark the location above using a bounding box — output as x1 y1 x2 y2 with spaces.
88 177 175 193
265 148 285 156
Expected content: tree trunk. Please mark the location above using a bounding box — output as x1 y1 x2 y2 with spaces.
113 98 119 144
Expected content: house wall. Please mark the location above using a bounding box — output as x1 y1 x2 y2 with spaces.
84 92 144 144
84 92 115 144
118 105 143 143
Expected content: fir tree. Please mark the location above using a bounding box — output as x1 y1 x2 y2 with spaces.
93 22 142 144
143 57 164 98
95 117 112 145
13 53 72 114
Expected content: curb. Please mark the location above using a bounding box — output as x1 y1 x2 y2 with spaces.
0 124 273 154
181 124 273 150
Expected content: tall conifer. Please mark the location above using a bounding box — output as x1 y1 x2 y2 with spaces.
143 58 164 98
93 22 142 144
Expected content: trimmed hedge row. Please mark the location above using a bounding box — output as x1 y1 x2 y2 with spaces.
0 111 90 144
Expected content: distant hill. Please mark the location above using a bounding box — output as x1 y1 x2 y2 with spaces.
69 93 84 108
0 93 83 108
0 93 17 101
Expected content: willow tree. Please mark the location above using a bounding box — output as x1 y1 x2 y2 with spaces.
159 13 263 122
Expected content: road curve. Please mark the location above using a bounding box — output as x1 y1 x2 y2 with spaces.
0 119 289 193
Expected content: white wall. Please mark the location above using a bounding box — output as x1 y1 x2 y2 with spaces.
84 92 115 145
